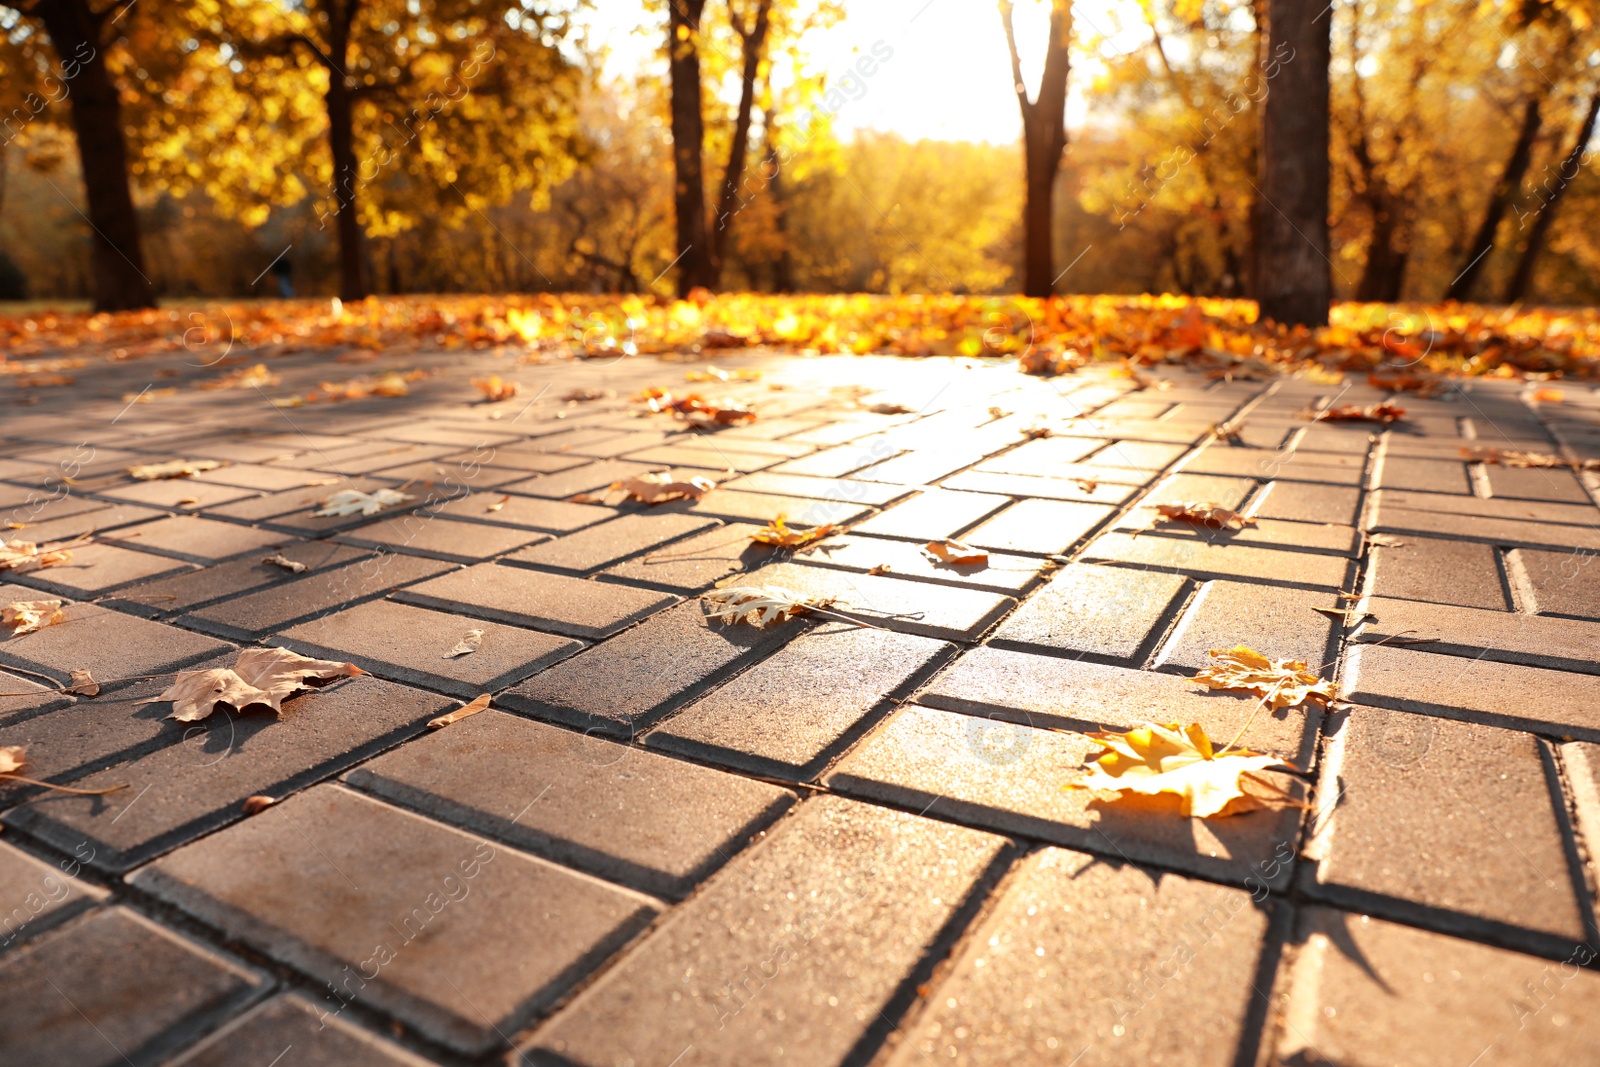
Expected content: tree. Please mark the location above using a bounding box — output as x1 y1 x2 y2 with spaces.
708 0 772 286
1444 96 1543 301
1505 84 1600 301
1252 0 1331 327
666 0 714 296
1000 0 1071 299
3 0 156 310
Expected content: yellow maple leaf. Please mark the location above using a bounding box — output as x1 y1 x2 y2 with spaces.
1070 721 1298 818
1193 646 1336 709
751 514 833 548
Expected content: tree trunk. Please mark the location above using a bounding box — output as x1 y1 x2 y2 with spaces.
1001 0 1071 299
667 0 713 297
326 66 368 300
35 0 156 312
709 0 772 286
1445 95 1542 301
764 139 795 293
1253 0 1331 327
1505 87 1600 303
1356 200 1408 301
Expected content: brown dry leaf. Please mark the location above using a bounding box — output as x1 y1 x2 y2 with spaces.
1073 478 1100 493
127 459 224 481
485 494 510 512
0 745 25 775
0 743 125 795
443 628 485 659
1460 446 1599 472
1310 402 1406 424
563 387 613 402
140 648 365 723
1211 418 1245 443
568 492 607 504
1314 606 1375 629
922 539 989 566
868 563 893 575
428 692 492 730
242 795 277 815
751 514 834 549
1068 721 1300 818
701 585 837 628
0 539 74 574
262 554 308 574
1366 371 1440 397
1366 533 1408 548
1193 646 1336 710
987 406 1012 419
2 600 65 636
613 472 715 504
472 375 518 402
866 401 914 415
1532 387 1565 403
1155 503 1256 531
1020 425 1054 440
67 669 100 697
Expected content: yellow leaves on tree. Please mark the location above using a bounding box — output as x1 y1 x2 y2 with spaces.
1193 646 1337 710
139 647 365 723
1069 721 1299 819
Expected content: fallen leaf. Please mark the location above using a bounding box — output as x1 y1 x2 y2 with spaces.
751 514 834 549
427 692 492 730
1366 371 1439 397
1366 533 1409 548
1459 446 1599 472
636 387 758 425
444 628 485 659
568 492 607 504
127 459 224 480
866 401 914 415
1020 425 1054 440
472 375 518 401
66 669 99 697
0 539 74 574
1310 402 1406 424
987 406 1011 419
1073 478 1100 493
613 472 715 504
1068 721 1299 818
868 563 893 575
139 648 364 722
922 539 989 566
1532 387 1565 403
2 600 65 635
313 488 414 516
1211 418 1246 443
1313 606 1375 629
702 585 837 628
1193 646 1336 710
563 387 613 402
0 745 25 775
1155 503 1256 531
242 795 277 815
486 494 510 512
0 743 125 795
261 554 308 574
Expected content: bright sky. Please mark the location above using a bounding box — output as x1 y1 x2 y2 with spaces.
581 0 1149 145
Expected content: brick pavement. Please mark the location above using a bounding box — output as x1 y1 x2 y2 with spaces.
1 343 1599 1066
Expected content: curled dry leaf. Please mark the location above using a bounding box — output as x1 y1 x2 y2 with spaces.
868 563 893 575
444 628 485 659
751 514 834 549
866 401 914 415
2 600 65 635
1460 446 1599 472
1020 425 1054 440
636 387 758 425
127 459 224 481
1193 645 1336 710
0 743 125 795
314 488 414 516
1211 418 1245 443
66 669 100 697
563 387 613 402
987 406 1011 419
569 492 607 504
1073 478 1100 493
702 585 837 628
613 472 715 504
428 692 492 730
922 540 989 566
1155 502 1256 531
485 494 510 513
1366 533 1408 548
140 647 365 722
262 554 308 574
0 745 25 775
1310 402 1406 424
472 375 518 401
1069 721 1299 818
242 795 277 815
1367 370 1439 397
0 539 73 574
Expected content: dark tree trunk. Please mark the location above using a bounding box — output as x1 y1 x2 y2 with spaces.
35 0 156 311
1445 95 1542 301
709 0 772 286
1253 0 1331 327
322 1 368 301
764 139 795 293
667 0 713 297
1356 200 1408 301
1002 1 1072 299
1506 88 1600 303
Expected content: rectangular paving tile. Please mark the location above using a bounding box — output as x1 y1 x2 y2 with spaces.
9 541 194 599
4 675 450 871
1375 455 1473 494
1180 444 1366 484
166 993 436 1067
828 705 1303 888
499 460 663 500
1156 580 1341 674
735 560 1016 643
1369 493 1600 552
1252 478 1362 525
499 600 788 738
957 499 1117 556
941 469 1137 506
718 470 908 506
672 488 875 528
345 709 791 899
392 563 674 639
647 624 950 778
132 785 658 1055
526 795 1007 1067
0 839 105 950
0 599 230 689
790 534 1048 594
1303 707 1585 952
503 512 718 574
598 522 773 593
1483 462 1592 504
1364 535 1509 610
109 541 371 619
334 513 548 563
275 600 582 699
1357 595 1600 675
989 563 1190 663
848 488 1010 541
425 491 615 532
99 514 289 565
1512 547 1600 618
891 848 1273 1067
1080 531 1352 590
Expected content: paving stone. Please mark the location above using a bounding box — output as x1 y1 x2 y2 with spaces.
1483 462 1593 504
425 490 615 531
769 445 882 478
500 460 664 499
891 848 1272 1067
621 442 789 472
940 469 1139 506
850 449 982 485
9 541 193 599
648 624 950 778
1275 907 1600 1067
527 794 1007 1067
503 512 717 574
1144 471 1257 510
199 480 409 535
973 436 1107 476
6 501 169 543
392 562 674 639
737 559 1016 642
307 442 457 476
598 522 773 592
449 444 590 475
1180 444 1366 484
167 994 437 1067
189 462 338 493
276 600 581 700
0 907 261 1067
1157 580 1340 673
828 705 1303 888
347 709 790 899
0 839 104 951
849 488 1010 541
96 514 288 566
97 477 259 510
672 487 876 528
1244 482 1360 530
133 785 658 1055
989 564 1189 662
790 534 1047 594
0 599 229 688
961 499 1116 556
1080 532 1352 590
181 552 451 641
0 668 64 720
334 513 547 563
1118 506 1361 556
499 600 788 737
1365 535 1509 610
1357 594 1600 675
1375 455 1472 494
110 541 370 619
1341 643 1600 740
1511 547 1600 618
1369 489 1600 552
